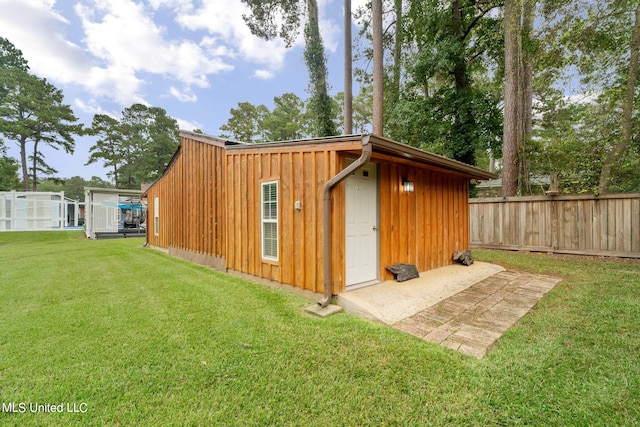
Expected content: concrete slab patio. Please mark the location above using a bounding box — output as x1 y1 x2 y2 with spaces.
336 262 562 359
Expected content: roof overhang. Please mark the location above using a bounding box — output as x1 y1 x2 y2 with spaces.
84 187 144 196
145 131 498 197
178 130 245 147
223 132 497 180
367 134 498 180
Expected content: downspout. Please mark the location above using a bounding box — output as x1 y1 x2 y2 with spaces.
319 135 372 307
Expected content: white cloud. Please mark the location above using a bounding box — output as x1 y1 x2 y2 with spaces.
350 0 370 25
0 0 346 111
173 0 343 78
174 0 291 76
254 69 275 80
74 98 113 117
318 0 340 52
0 0 92 82
84 63 148 106
175 117 202 132
75 0 233 86
148 0 192 12
0 0 239 107
168 86 197 102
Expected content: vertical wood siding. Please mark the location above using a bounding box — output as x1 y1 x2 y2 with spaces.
146 135 476 294
469 194 640 257
377 159 470 284
225 144 352 293
145 136 226 259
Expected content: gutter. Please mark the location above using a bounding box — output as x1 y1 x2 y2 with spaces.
319 134 372 307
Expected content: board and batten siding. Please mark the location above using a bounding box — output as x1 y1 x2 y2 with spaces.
225 147 472 294
225 142 359 294
376 156 471 283
145 133 480 295
469 194 640 257
145 135 226 267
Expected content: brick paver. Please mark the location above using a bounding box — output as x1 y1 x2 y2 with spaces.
393 271 562 358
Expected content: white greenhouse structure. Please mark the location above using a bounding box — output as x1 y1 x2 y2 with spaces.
84 187 146 239
0 191 82 231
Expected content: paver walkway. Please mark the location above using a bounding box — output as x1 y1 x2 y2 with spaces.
393 271 562 358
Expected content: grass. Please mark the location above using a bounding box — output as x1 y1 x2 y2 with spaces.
0 232 638 425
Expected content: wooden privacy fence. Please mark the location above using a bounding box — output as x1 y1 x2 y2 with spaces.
469 193 640 258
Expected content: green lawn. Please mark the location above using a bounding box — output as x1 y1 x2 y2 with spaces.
0 231 638 426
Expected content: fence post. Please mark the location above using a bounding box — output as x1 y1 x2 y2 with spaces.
551 195 558 252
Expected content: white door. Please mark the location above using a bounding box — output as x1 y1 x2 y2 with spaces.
345 162 378 287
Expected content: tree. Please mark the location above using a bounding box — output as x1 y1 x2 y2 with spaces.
304 0 338 136
62 176 87 201
87 104 180 188
372 0 384 135
521 0 536 192
534 0 640 194
144 106 181 181
386 0 503 166
502 0 522 197
86 175 113 189
0 38 29 71
29 150 58 189
351 0 388 136
219 101 269 142
36 178 63 192
0 37 29 158
0 153 20 190
260 93 305 141
86 114 124 187
344 0 353 134
352 85 374 133
118 104 180 187
598 3 640 194
335 85 374 134
530 95 617 193
29 83 79 190
241 0 337 137
391 0 403 106
0 68 80 190
502 0 537 197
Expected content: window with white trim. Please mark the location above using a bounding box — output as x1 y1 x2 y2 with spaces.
261 181 278 260
154 197 159 236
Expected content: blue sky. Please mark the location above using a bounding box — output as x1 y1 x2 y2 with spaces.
0 0 367 181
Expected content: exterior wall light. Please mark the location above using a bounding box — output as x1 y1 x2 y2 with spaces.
402 177 414 193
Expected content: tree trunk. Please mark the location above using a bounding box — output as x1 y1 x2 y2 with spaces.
112 164 119 188
344 0 353 134
502 0 522 197
392 0 403 104
305 0 336 136
520 0 535 194
598 4 640 194
372 0 384 136
31 138 39 191
19 138 29 191
451 0 468 87
451 0 476 165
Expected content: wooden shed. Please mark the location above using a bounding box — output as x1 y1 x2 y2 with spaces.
144 131 496 304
